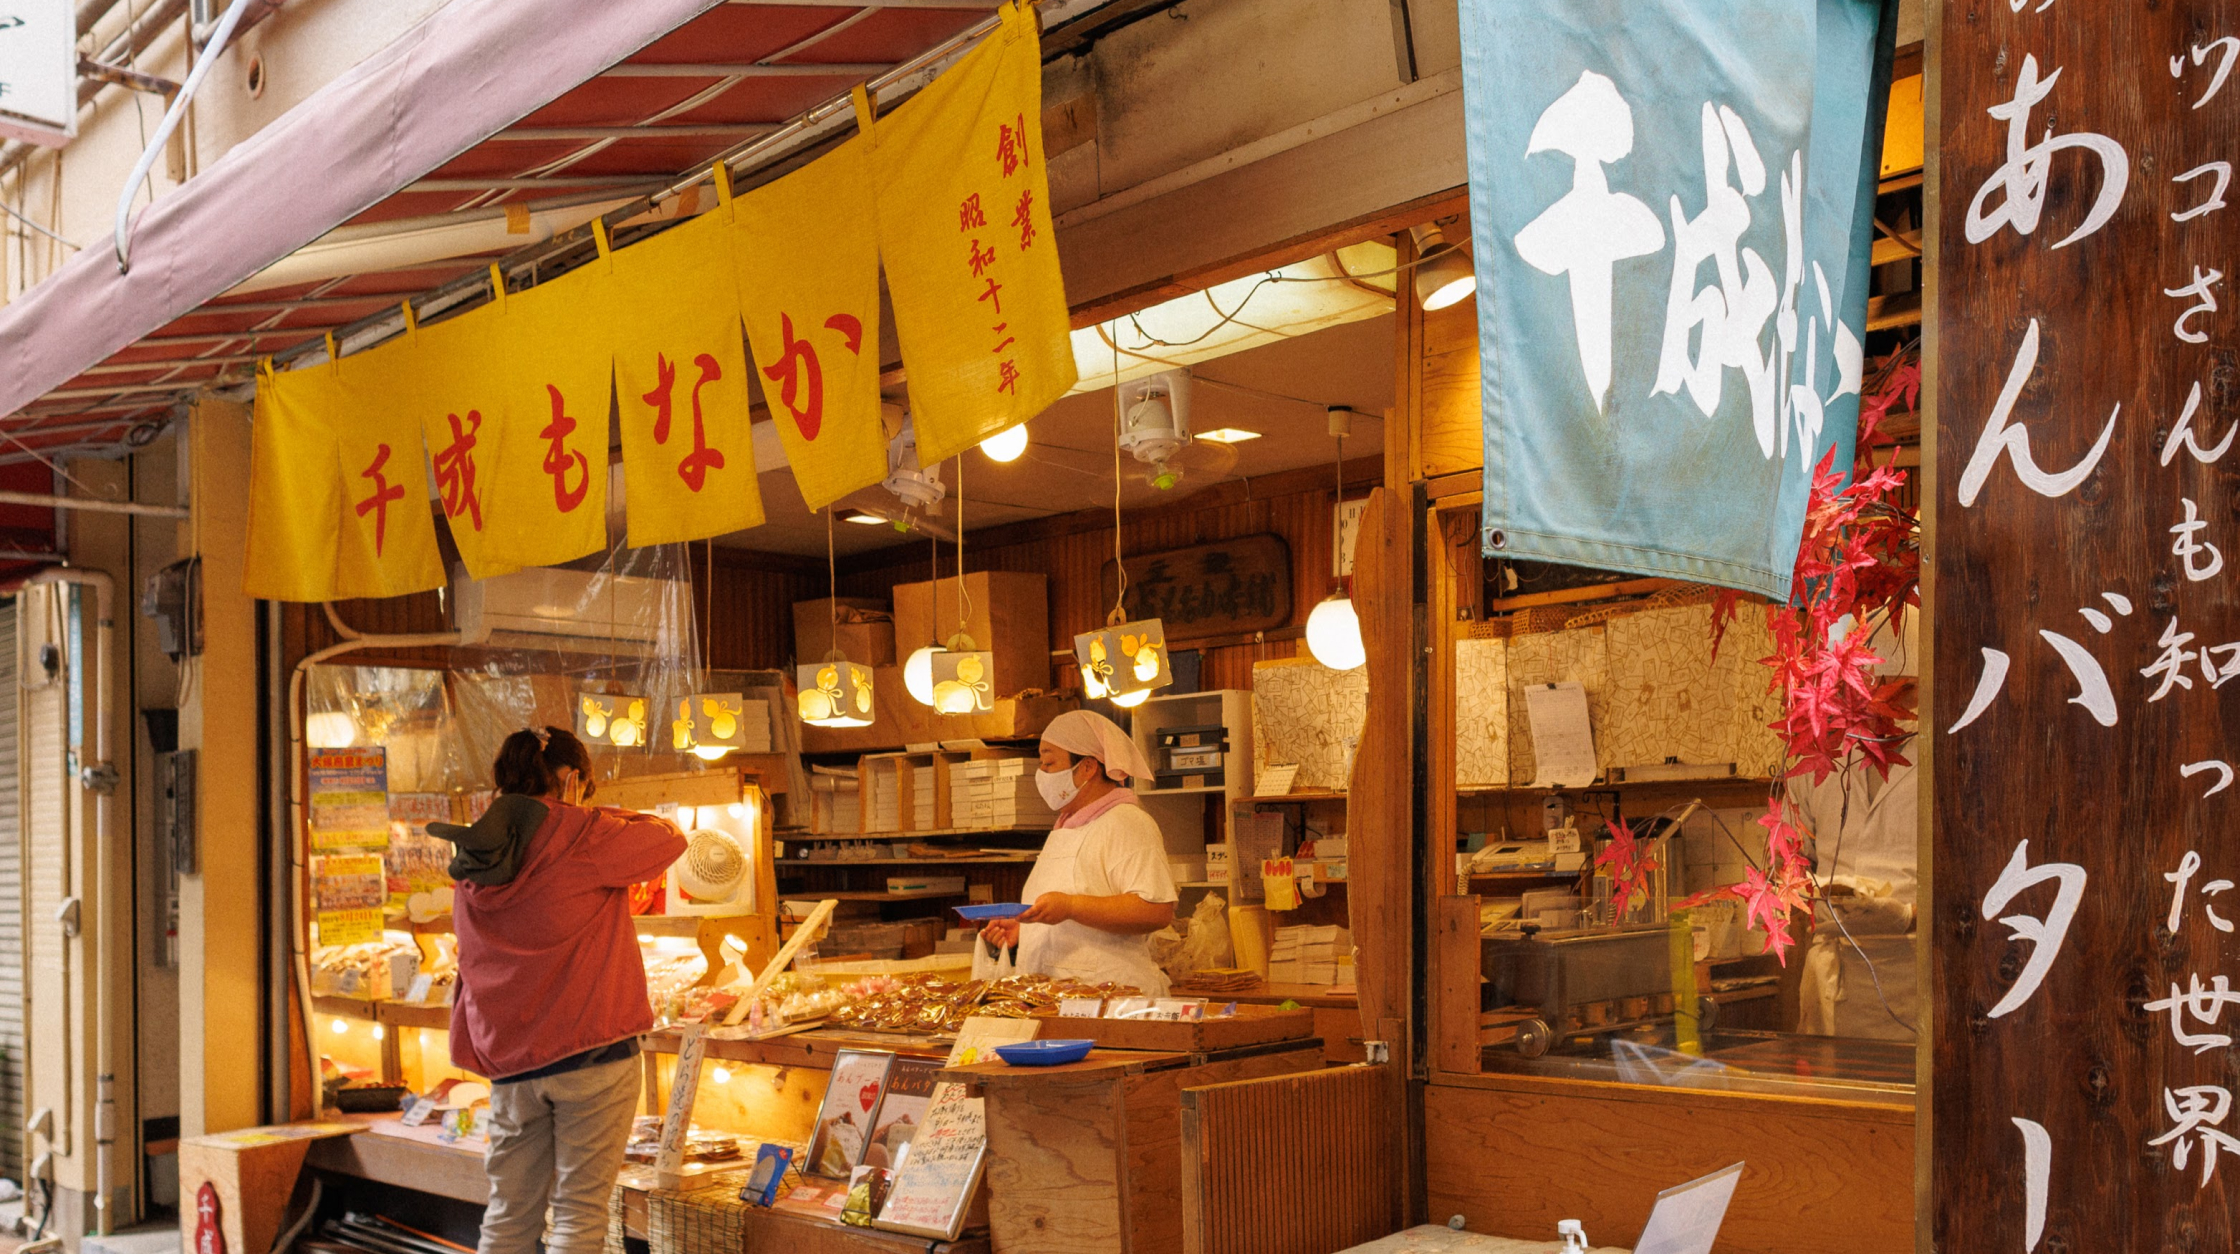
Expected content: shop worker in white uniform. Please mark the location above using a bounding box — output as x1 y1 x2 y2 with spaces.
976 710 1178 994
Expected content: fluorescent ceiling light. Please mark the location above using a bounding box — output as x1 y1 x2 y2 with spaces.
1070 244 1396 395
843 513 886 525
1197 428 1262 444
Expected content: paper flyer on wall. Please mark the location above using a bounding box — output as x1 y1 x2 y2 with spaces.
309 748 392 850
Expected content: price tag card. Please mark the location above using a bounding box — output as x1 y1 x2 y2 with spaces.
1057 997 1103 1018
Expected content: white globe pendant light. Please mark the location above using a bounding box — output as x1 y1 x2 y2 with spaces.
905 644 945 706
1305 593 1366 671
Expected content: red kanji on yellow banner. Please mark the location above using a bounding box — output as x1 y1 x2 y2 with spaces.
733 133 888 512
870 0 1074 466
479 267 612 570
603 207 765 546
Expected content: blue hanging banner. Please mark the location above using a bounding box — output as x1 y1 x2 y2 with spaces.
1460 0 1895 600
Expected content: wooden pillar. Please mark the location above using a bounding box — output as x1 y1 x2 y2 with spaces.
1346 485 1416 1220
179 397 266 1137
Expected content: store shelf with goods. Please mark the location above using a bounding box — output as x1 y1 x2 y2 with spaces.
780 856 1041 867
815 887 974 902
783 825 1055 842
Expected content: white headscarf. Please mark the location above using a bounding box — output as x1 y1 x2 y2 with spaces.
1040 709 1153 782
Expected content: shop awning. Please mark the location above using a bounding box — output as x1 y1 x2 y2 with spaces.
0 1 1080 462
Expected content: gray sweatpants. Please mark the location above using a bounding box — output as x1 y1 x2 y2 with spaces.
477 1055 642 1254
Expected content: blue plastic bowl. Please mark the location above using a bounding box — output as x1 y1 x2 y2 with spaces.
953 902 1031 922
994 1039 1095 1066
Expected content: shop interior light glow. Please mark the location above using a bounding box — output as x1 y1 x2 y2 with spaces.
305 711 358 749
1196 428 1262 444
979 423 1030 462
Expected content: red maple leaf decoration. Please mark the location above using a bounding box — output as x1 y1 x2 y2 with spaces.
1695 348 1921 963
1593 819 1658 921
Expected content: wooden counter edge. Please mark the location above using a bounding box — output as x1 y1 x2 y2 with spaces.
1425 1068 1914 1124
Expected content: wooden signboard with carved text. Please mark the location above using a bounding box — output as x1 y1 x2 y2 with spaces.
1937 6 2240 1251
1097 533 1292 640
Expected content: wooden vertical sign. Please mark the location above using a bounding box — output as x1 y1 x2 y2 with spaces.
1937 5 2240 1250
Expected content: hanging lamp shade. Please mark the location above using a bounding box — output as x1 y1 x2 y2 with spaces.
577 692 649 747
674 692 749 759
798 653 875 728
1074 617 1171 704
930 634 995 714
1305 593 1366 670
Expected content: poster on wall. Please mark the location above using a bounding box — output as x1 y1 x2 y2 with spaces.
309 748 391 850
1457 0 1895 598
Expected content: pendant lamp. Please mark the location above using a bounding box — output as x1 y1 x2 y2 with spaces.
799 508 876 728
676 543 750 758
1305 407 1367 672
905 537 945 706
578 692 649 747
931 455 1000 715
1072 327 1174 707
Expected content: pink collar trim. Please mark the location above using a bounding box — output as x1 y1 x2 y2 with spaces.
1058 786 1139 829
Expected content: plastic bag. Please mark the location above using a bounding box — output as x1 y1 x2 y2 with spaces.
1155 893 1233 984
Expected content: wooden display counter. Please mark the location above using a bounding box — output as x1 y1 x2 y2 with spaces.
941 1041 1326 1254
1221 981 1362 1064
1422 1071 1913 1254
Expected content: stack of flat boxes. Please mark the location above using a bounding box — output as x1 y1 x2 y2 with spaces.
912 765 937 830
867 768 902 833
949 757 1056 830
735 698 774 753
1268 924 1353 986
811 768 860 834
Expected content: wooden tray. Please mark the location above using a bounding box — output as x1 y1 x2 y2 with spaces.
1031 1003 1314 1053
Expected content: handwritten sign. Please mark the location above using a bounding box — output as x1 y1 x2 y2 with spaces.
872 1084 987 1240
1936 5 2240 1248
1098 533 1292 640
308 749 390 851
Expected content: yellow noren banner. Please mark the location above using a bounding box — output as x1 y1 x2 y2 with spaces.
247 357 444 601
481 269 613 571
733 135 889 512
607 208 766 546
871 0 1075 467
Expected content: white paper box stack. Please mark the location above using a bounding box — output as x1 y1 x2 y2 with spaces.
1270 924 1352 986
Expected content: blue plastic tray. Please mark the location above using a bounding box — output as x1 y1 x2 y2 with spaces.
952 902 1030 921
994 1039 1095 1066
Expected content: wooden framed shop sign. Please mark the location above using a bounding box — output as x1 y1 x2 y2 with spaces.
1936 3 2240 1248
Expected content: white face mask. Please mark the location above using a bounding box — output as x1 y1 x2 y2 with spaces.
1035 764 1084 811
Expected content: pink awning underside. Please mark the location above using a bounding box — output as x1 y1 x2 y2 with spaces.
0 0 978 442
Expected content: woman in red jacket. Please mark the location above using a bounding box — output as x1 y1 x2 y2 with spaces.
431 728 684 1254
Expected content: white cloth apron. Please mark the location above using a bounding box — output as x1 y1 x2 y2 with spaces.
1000 803 1173 995
1792 751 1919 1039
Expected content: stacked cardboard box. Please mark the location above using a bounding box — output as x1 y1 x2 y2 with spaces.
810 766 859 834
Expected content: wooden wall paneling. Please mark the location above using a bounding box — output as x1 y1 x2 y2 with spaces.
1391 230 1424 491
1416 300 1482 480
1933 6 2236 1252
1178 1065 1404 1254
1423 1077 1913 1254
983 1080 1127 1254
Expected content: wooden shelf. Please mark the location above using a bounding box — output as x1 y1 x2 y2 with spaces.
791 826 1053 841
814 887 973 902
1246 791 1347 802
782 856 1038 867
